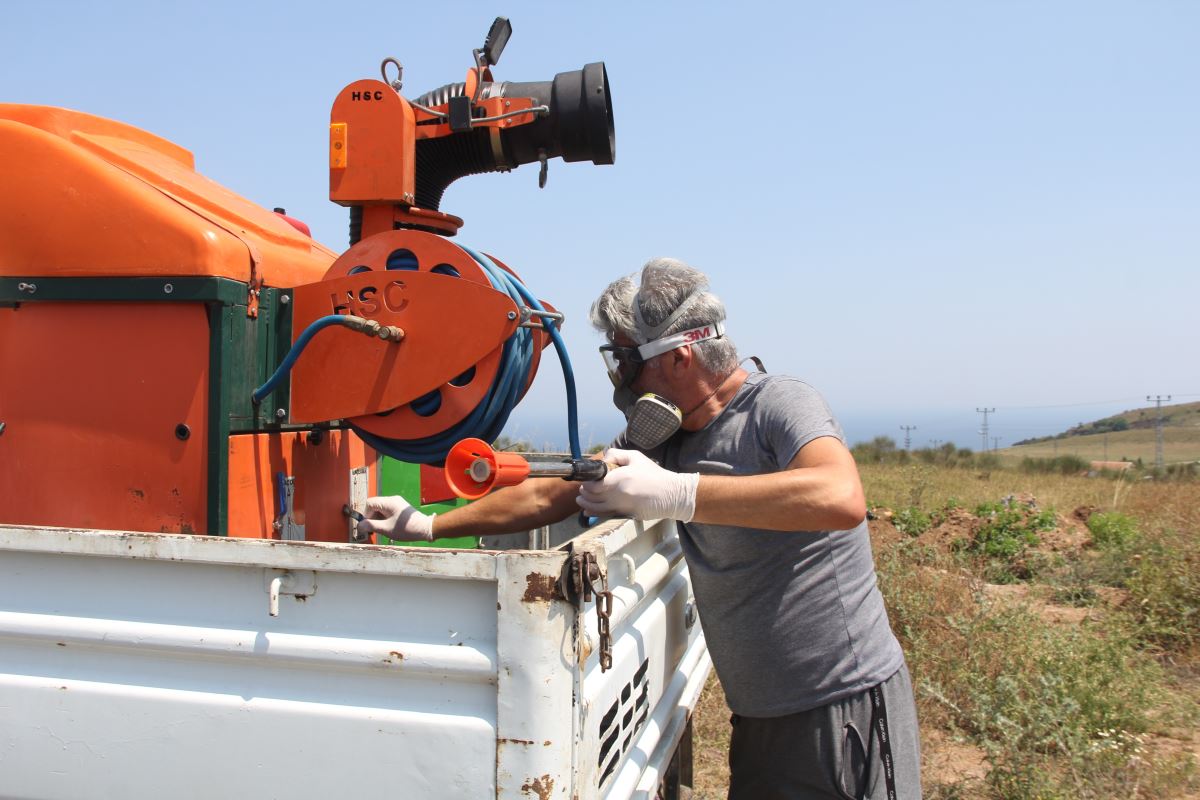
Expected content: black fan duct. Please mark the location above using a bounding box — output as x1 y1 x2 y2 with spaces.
411 62 615 212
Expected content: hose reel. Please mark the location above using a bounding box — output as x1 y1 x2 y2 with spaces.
284 230 564 464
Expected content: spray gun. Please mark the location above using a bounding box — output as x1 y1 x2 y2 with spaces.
444 438 608 500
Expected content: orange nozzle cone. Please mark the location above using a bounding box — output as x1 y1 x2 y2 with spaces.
445 438 532 500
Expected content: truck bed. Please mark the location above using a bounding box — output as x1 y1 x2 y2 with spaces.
0 519 709 799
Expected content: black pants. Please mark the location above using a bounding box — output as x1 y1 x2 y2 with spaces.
727 663 922 800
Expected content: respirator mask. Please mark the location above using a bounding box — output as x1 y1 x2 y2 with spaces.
599 288 726 450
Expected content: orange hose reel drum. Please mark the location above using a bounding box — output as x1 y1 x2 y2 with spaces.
288 230 557 442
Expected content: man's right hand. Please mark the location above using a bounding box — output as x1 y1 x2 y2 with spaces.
357 496 435 542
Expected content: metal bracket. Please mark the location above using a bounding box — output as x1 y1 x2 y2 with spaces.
246 252 264 319
517 306 565 330
264 569 317 617
347 467 369 543
273 473 306 541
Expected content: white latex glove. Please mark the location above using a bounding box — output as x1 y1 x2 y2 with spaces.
577 449 699 522
357 496 435 542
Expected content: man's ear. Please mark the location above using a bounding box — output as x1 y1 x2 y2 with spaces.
671 345 693 372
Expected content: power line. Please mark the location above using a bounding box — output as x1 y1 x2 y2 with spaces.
996 394 1200 411
1148 394 1172 470
899 425 917 451
974 410 993 453
999 397 1146 410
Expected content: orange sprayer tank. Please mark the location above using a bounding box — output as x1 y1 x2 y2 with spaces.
0 105 377 539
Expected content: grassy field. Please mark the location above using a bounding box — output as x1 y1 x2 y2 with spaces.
688 463 1200 799
1001 400 1200 465
1002 426 1200 466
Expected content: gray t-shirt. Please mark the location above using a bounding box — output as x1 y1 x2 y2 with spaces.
617 372 903 717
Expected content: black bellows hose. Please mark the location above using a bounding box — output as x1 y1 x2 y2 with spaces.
411 62 615 211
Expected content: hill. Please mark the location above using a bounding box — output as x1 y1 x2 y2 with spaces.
1004 400 1200 465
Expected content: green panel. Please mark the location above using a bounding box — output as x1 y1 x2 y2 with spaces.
205 302 232 535
378 458 477 549
0 276 247 304
224 287 290 432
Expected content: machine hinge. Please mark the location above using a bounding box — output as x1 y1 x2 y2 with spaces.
247 264 264 319
560 551 614 672
246 239 264 319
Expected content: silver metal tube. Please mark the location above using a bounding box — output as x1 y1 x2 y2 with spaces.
526 461 577 478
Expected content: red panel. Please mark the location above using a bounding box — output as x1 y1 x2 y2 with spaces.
419 463 457 505
0 302 209 533
227 430 377 542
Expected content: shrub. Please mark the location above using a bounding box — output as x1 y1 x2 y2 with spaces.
976 510 1037 558
1086 512 1139 549
893 506 932 536
1165 462 1200 481
959 502 1051 582
1125 529 1200 652
875 544 1173 799
1028 508 1057 532
977 453 1002 472
1018 455 1089 475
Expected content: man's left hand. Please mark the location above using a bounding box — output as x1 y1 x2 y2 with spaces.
577 449 699 522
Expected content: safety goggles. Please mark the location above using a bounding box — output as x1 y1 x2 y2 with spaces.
599 321 726 387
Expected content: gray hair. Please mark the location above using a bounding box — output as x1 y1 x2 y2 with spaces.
589 257 738 375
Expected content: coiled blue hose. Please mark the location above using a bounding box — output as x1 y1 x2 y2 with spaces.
252 315 373 405
253 247 583 464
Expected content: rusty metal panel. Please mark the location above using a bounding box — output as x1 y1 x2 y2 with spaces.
494 551 576 799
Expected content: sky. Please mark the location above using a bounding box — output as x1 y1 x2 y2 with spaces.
4 1 1197 450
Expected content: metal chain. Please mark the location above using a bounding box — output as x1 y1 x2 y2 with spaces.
595 569 613 671
575 553 614 672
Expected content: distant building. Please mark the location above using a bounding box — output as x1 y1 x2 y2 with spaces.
1088 460 1134 473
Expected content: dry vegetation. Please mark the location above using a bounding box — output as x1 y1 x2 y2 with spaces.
688 464 1200 799
1003 399 1200 465
1003 427 1200 466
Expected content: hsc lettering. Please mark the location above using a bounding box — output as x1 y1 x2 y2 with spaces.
330 280 409 317
350 90 385 101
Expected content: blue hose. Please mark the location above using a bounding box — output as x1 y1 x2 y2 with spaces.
461 246 583 460
355 247 583 463
252 315 373 405
256 248 584 464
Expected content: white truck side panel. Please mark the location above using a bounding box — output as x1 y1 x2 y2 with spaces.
0 547 499 798
0 521 709 799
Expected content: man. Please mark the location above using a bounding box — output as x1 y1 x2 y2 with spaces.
359 257 922 799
